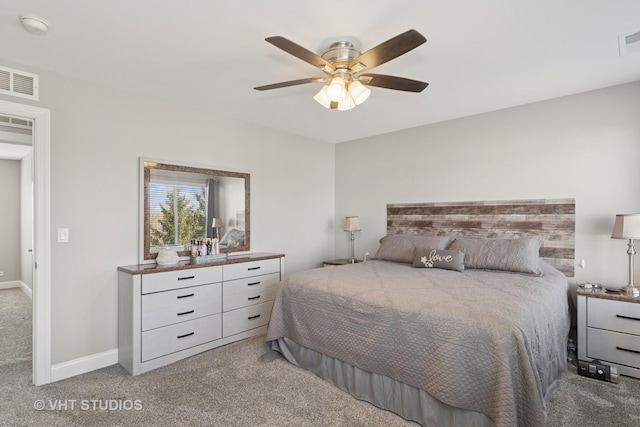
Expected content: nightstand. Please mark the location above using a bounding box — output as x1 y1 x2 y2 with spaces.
323 258 360 267
577 288 640 379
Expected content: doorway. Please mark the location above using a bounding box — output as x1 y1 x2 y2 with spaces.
0 100 51 385
0 114 33 379
0 115 33 296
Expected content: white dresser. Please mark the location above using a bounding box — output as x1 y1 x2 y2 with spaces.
118 253 284 375
577 289 640 379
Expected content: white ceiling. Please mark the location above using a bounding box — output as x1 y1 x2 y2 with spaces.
1 0 639 144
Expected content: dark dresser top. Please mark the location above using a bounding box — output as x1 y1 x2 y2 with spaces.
577 287 640 304
118 252 284 275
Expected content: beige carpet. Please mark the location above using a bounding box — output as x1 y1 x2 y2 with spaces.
0 288 32 365
3 287 640 426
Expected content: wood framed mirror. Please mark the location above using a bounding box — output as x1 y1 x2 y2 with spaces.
139 159 250 262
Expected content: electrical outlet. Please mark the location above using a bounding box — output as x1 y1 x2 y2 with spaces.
0 271 4 277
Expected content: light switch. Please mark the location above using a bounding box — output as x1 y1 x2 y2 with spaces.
57 228 69 243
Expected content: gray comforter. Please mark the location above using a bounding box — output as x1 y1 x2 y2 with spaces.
266 260 569 427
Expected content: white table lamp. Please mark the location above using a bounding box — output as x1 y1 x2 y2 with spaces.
344 216 361 264
611 213 640 297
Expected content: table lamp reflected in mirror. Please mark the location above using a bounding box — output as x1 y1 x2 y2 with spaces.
211 217 223 240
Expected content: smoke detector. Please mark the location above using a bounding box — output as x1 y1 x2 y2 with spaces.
20 16 49 35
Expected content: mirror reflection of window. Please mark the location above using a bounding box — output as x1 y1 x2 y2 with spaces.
141 160 250 262
149 169 208 250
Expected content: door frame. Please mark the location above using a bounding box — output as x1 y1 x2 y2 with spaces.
0 99 51 385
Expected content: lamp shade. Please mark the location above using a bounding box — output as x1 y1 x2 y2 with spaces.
348 80 371 105
211 217 223 228
344 216 361 232
327 77 347 102
313 86 332 109
611 214 640 239
337 94 355 111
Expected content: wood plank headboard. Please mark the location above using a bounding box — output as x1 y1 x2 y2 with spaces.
386 198 575 277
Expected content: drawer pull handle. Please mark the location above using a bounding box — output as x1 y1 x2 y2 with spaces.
248 296 261 301
616 346 640 355
616 314 640 321
248 314 261 320
177 332 194 339
177 275 195 281
177 293 195 299
177 310 195 316
248 266 261 271
248 281 261 286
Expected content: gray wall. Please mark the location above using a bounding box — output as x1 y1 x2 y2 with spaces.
336 81 640 288
0 60 336 365
0 159 20 282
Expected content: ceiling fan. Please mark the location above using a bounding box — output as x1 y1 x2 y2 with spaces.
254 29 429 111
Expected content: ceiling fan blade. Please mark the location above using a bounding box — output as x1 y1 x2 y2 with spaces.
265 36 336 72
359 74 429 92
349 29 426 73
254 77 326 91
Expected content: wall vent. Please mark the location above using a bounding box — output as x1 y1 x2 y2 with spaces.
0 65 39 100
0 114 33 130
619 31 640 56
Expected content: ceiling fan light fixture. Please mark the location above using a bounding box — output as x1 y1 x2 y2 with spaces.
327 77 346 102
257 30 428 111
313 85 332 109
348 80 371 105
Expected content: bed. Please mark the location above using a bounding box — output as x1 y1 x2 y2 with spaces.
266 199 574 427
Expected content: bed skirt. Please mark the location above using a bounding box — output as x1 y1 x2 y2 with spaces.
270 337 500 427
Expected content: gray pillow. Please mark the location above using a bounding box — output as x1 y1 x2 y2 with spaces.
220 228 245 247
373 235 454 264
448 237 543 275
413 248 465 272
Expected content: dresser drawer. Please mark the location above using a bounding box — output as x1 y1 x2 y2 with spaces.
588 298 640 336
222 301 274 337
142 283 221 312
223 272 280 296
141 314 222 362
223 286 279 311
141 283 222 331
587 327 640 368
223 258 280 281
141 266 222 294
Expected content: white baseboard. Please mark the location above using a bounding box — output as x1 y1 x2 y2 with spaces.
20 281 32 298
0 280 20 290
0 280 32 298
51 348 119 383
